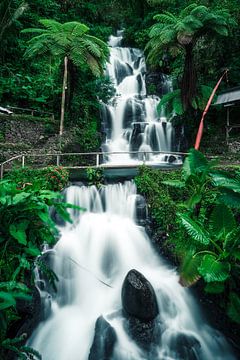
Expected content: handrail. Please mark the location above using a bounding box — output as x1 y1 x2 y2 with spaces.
5 106 54 118
0 150 186 180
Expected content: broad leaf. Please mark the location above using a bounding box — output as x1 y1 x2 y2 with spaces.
210 204 236 239
9 221 29 245
219 189 240 209
0 292 16 310
12 192 31 205
198 255 230 282
179 252 201 287
177 212 210 245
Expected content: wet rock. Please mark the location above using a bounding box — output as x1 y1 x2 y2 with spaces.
135 194 148 226
14 287 42 342
124 315 162 352
168 155 177 163
88 316 117 360
146 72 172 97
122 269 159 321
114 59 133 85
169 332 201 360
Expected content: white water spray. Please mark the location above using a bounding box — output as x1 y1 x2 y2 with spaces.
102 31 182 165
29 182 235 360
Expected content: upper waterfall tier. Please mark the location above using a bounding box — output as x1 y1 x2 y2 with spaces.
101 31 182 165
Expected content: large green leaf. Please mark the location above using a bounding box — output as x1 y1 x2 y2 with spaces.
12 192 31 205
9 221 29 245
177 212 210 245
0 292 16 310
198 255 230 282
210 204 236 239
219 189 240 209
179 252 201 287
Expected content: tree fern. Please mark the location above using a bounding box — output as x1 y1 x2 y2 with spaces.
146 4 232 110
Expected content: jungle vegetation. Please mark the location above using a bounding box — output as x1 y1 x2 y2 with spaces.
0 0 240 358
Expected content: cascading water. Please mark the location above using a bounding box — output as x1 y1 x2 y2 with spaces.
29 182 235 360
101 31 182 165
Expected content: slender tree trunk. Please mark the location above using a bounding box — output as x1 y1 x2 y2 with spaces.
59 56 68 136
181 44 197 111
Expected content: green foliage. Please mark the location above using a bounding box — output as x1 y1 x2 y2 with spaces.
165 149 240 323
86 167 104 187
7 166 69 191
157 85 215 117
22 20 109 77
0 179 76 358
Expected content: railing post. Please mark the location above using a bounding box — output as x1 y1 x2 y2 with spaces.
0 164 3 180
57 155 60 166
143 152 146 164
22 155 25 168
96 153 100 167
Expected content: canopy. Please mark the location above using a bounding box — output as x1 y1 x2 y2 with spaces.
215 86 240 105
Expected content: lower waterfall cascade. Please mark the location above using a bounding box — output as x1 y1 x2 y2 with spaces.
101 30 182 166
28 182 236 360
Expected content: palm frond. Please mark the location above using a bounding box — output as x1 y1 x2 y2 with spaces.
39 19 62 33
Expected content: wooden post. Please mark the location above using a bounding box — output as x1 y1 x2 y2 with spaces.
57 154 61 166
226 107 230 143
59 56 68 136
96 154 100 167
0 164 3 180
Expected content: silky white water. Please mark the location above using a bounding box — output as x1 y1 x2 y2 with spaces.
102 31 182 165
29 182 235 360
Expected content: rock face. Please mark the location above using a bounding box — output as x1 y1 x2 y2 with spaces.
121 269 161 354
121 269 159 321
88 316 117 360
169 332 201 360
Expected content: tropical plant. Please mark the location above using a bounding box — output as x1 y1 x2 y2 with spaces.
0 180 78 358
162 148 219 214
163 149 240 323
22 20 109 135
178 204 240 324
157 85 214 116
146 4 233 110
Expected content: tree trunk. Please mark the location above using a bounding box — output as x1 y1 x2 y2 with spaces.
59 56 68 136
181 44 197 111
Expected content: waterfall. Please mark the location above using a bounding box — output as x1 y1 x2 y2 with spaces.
28 182 235 360
101 31 182 165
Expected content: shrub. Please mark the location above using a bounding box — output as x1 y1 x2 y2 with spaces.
7 166 69 192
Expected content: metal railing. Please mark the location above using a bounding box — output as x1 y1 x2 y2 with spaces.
0 150 187 179
5 106 55 120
